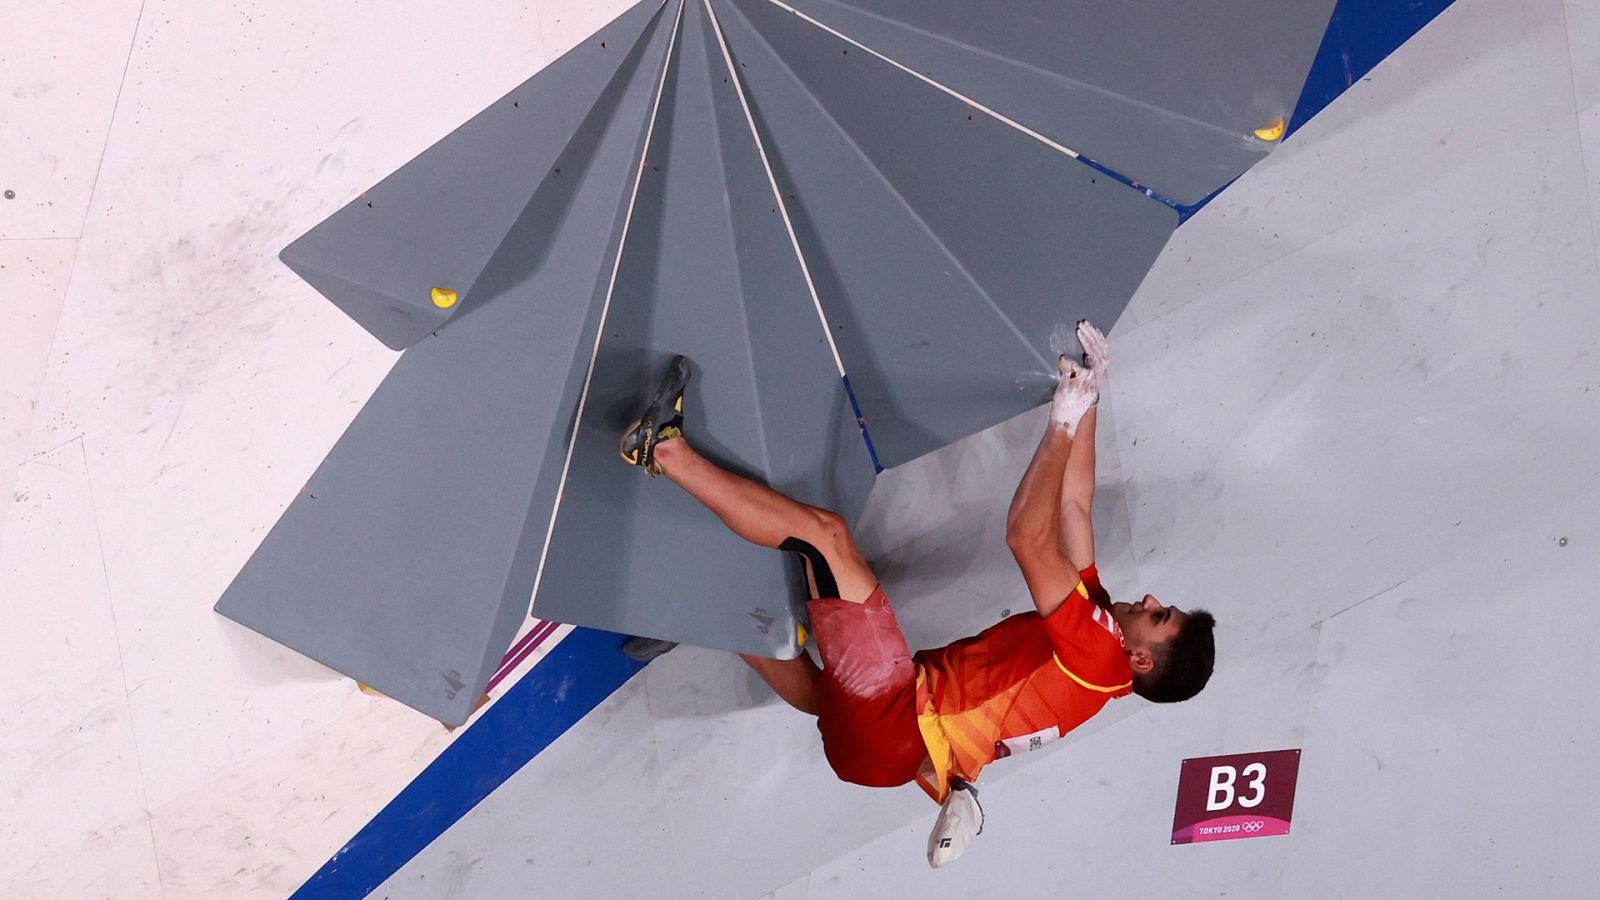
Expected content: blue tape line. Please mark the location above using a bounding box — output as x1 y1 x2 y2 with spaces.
292 628 645 899
840 374 884 474
1176 176 1240 226
1075 153 1184 218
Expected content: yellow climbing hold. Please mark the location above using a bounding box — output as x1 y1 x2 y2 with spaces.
1254 116 1286 142
796 622 809 647
431 287 459 309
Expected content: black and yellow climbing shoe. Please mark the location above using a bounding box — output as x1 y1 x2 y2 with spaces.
618 355 690 476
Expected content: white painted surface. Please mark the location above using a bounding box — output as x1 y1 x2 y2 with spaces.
377 661 683 899
0 0 615 896
5 0 1599 895
1281 487 1600 897
0 444 161 895
1581 105 1600 269
0 0 143 239
0 239 73 541
1568 0 1600 114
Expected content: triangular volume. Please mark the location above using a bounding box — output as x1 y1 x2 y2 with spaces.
701 0 877 525
280 0 667 350
216 5 680 726
710 0 1175 469
534 0 873 658
768 0 1338 206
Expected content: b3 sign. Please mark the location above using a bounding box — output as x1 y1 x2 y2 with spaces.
1171 749 1301 844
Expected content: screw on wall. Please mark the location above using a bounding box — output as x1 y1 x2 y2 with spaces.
3 190 14 200
1557 537 1568 547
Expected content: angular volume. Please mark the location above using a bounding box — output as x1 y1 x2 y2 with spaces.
711 0 1175 469
279 0 668 350
216 4 680 726
768 0 1338 206
533 0 872 659
700 0 878 525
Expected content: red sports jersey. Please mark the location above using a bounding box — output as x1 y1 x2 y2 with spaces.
912 580 1133 802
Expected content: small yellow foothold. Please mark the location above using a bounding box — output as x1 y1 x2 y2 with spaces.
796 622 809 647
431 287 459 309
1254 116 1286 142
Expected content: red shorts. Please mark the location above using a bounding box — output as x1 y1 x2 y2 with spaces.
808 585 926 788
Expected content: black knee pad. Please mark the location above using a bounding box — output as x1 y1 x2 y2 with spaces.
779 537 839 600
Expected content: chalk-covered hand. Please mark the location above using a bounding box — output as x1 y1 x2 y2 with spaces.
1050 357 1097 436
1077 319 1109 385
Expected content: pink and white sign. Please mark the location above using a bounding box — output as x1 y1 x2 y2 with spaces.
1171 749 1300 845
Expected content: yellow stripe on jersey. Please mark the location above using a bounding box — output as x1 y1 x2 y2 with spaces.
1053 654 1133 693
945 722 993 765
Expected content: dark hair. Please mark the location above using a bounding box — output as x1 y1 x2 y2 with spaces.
1133 609 1215 703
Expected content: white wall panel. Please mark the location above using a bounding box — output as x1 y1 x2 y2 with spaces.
0 239 72 544
0 0 142 238
1282 488 1600 896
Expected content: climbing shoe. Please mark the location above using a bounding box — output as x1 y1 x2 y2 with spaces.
619 355 690 476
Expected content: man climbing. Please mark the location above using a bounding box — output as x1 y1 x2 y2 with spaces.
618 320 1215 866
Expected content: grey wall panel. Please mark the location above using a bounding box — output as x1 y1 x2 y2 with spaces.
717 0 1176 468
776 0 1338 205
699 0 878 526
278 0 667 350
215 9 679 725
535 0 871 657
